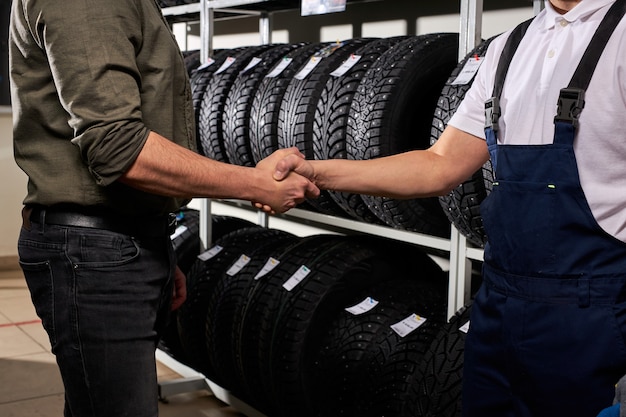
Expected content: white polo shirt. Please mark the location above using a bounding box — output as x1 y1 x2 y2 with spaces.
449 0 626 242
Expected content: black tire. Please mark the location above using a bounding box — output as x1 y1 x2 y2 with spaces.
157 207 203 366
205 229 297 392
409 302 473 417
237 234 345 415
210 214 256 241
267 236 445 417
347 34 459 237
182 49 201 76
309 276 445 417
190 48 234 155
249 42 329 164
171 207 203 275
278 38 375 216
313 36 409 223
226 233 309 406
222 43 305 167
431 37 498 247
176 225 266 378
198 45 275 162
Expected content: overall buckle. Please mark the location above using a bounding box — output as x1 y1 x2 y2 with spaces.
485 97 501 132
555 88 585 128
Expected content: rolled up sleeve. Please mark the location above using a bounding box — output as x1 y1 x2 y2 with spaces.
33 0 149 185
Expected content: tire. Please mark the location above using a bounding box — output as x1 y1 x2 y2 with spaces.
237 234 345 415
222 43 305 167
430 37 498 247
313 36 409 223
347 34 459 237
171 207 203 275
267 236 445 417
177 225 267 377
157 207 203 366
183 50 201 76
278 38 374 216
409 302 473 417
205 229 297 392
249 42 329 164
198 45 275 162
190 48 234 155
305 265 446 417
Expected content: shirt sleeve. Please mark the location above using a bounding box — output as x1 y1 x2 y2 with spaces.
26 0 150 186
448 32 510 141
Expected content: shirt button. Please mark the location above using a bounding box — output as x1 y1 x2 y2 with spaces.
548 49 556 58
560 19 569 27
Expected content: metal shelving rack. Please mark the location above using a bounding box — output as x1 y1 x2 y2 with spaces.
157 0 545 411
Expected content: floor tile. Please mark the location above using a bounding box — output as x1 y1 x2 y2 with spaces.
0 352 63 404
0 393 65 417
0 325 47 358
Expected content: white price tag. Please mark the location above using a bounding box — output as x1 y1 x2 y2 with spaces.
254 257 280 280
198 245 223 261
459 320 470 334
242 57 262 74
196 57 216 71
282 265 311 291
170 225 188 240
390 314 427 338
266 57 293 78
226 254 251 276
452 56 483 85
345 297 379 315
215 56 237 75
294 56 322 80
331 54 361 77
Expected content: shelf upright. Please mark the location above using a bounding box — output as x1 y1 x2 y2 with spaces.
446 0 484 319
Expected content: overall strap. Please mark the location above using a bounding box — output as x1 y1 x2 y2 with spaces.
555 0 626 137
484 18 534 135
484 18 534 171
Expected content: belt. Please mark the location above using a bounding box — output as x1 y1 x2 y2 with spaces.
24 205 178 238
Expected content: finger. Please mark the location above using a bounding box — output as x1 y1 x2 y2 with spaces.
274 154 301 181
284 146 305 159
305 180 320 199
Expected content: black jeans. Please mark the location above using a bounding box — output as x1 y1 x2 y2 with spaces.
18 216 175 417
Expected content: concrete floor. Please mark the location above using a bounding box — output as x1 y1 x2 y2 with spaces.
0 267 247 417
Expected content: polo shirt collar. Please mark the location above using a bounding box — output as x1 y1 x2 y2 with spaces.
540 0 615 30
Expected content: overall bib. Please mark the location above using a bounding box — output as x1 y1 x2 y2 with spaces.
462 3 626 416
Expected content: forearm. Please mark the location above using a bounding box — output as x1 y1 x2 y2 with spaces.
309 127 489 199
119 131 269 202
309 152 453 199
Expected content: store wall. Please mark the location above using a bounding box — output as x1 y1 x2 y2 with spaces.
177 0 533 51
0 111 26 267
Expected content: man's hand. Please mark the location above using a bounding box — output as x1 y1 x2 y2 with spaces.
254 147 319 214
171 265 187 311
272 150 316 182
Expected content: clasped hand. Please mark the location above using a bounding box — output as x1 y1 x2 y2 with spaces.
253 147 318 214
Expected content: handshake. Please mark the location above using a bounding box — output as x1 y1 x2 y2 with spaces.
253 147 319 214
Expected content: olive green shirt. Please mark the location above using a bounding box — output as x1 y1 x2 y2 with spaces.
9 0 196 216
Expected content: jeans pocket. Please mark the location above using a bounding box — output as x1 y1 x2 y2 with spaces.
74 230 140 267
19 260 56 347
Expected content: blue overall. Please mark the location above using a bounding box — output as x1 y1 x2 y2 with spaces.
462 4 626 416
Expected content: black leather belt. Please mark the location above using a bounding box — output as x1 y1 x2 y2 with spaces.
24 205 177 238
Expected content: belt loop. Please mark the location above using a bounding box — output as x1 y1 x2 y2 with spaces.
40 207 46 233
578 276 590 308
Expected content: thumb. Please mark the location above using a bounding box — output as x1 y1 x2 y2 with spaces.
273 154 300 181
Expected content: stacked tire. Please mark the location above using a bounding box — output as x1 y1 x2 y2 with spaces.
191 34 460 238
175 225 449 417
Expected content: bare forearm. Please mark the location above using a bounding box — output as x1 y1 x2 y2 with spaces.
120 132 270 202
306 127 489 199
